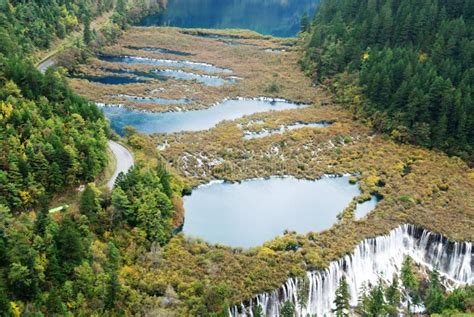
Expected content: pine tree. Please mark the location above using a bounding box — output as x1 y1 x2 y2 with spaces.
79 183 102 224
424 268 445 313
116 0 126 15
385 276 401 316
297 276 310 310
281 300 295 317
366 278 386 316
49 162 63 191
46 286 66 314
0 277 10 314
356 283 371 315
55 217 86 278
333 276 351 317
105 248 121 310
300 11 310 33
83 15 93 44
111 187 131 226
445 288 467 311
157 161 173 198
252 304 264 317
400 256 420 309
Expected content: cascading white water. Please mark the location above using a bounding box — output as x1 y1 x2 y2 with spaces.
231 224 473 317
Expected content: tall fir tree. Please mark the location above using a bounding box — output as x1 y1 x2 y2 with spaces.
424 267 445 313
333 276 351 317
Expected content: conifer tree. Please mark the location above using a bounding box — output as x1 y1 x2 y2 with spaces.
79 183 102 224
300 12 310 33
333 276 351 317
252 304 264 317
83 14 93 44
424 267 445 313
385 276 401 316
281 300 295 317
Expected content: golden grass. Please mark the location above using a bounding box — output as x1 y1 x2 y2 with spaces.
68 27 322 112
154 99 474 242
67 27 474 313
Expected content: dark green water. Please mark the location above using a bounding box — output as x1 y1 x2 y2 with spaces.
138 0 319 37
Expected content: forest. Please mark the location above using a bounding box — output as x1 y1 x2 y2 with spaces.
0 0 114 52
0 0 182 315
331 258 474 316
301 0 473 163
0 56 109 211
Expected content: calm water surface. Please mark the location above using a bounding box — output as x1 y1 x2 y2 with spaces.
152 69 233 86
183 176 377 248
102 67 230 86
138 0 319 37
101 98 306 135
116 94 192 105
355 196 379 220
77 75 149 85
99 55 231 74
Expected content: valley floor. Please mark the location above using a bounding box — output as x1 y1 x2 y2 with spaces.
69 27 474 314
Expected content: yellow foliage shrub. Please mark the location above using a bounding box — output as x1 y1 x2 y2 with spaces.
10 302 22 317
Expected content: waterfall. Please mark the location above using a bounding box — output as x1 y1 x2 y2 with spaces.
231 224 473 316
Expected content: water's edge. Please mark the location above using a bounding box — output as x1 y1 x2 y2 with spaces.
231 224 473 316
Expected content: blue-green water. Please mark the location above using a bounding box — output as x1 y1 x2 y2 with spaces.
116 94 192 105
99 55 231 74
100 67 231 86
138 0 319 37
100 98 306 135
183 176 377 248
355 196 380 220
103 68 168 81
152 69 235 86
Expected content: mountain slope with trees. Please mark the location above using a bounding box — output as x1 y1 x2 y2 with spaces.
301 0 473 163
0 1 184 315
0 0 114 52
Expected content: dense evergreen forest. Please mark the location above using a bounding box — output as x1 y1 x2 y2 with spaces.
0 0 114 51
0 0 115 211
0 0 181 315
301 0 474 163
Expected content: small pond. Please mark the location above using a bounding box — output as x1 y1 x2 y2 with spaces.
355 196 380 220
75 75 149 85
99 55 231 74
101 98 306 135
183 176 377 248
105 68 169 81
152 69 234 86
115 94 192 105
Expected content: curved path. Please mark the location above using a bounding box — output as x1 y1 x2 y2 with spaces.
38 57 56 73
107 140 134 189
